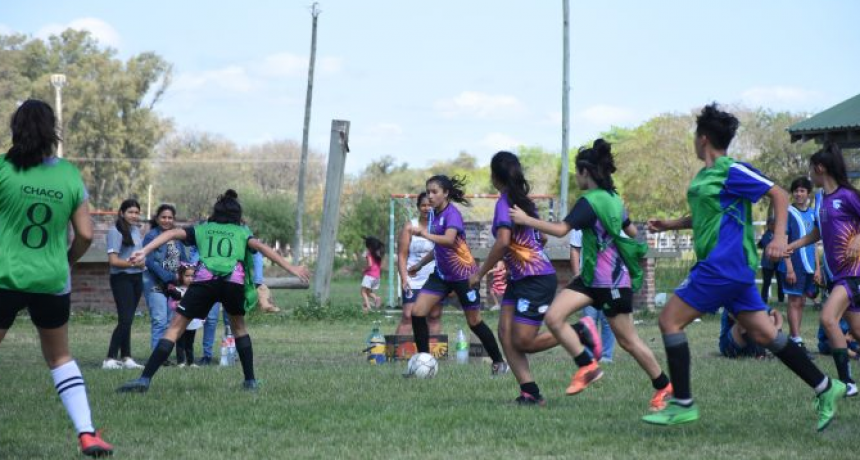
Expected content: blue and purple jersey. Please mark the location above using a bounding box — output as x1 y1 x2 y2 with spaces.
815 187 860 283
429 203 477 281
491 193 555 281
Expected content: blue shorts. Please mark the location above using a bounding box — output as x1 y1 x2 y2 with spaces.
719 330 766 358
675 264 767 316
782 271 818 298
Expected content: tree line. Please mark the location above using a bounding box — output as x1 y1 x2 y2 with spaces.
0 29 819 263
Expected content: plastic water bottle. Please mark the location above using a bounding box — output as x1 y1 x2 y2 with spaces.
220 323 237 366
366 321 386 365
456 328 469 364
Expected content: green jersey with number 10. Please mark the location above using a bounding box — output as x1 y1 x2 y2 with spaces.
0 155 86 293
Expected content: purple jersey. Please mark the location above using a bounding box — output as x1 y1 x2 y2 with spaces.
492 193 555 280
429 203 477 281
816 187 860 282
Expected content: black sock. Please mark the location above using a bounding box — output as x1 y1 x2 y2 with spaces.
235 334 255 381
142 338 175 379
412 316 429 353
767 332 827 389
832 349 853 383
469 321 504 363
652 372 670 390
573 350 593 368
664 332 692 402
520 381 541 397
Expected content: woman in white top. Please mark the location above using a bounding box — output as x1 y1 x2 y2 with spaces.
395 192 443 335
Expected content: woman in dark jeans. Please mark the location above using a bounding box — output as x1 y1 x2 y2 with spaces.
759 218 785 304
103 199 146 370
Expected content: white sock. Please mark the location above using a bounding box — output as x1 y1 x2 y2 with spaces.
790 336 803 344
814 376 830 395
52 360 95 434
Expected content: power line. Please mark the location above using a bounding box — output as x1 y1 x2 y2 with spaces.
64 157 324 164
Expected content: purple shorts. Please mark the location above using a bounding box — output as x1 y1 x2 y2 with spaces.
830 277 860 313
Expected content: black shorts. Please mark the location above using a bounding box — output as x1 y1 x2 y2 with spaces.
0 289 71 329
566 277 633 317
178 280 246 319
420 272 481 310
502 274 557 326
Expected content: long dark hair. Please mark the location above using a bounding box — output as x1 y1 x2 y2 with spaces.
576 139 617 193
149 203 177 227
426 174 470 206
491 151 537 218
209 189 242 225
6 99 60 171
364 236 384 264
115 199 141 246
810 141 860 197
415 191 428 209
696 103 738 150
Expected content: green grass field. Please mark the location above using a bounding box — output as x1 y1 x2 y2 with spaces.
1 281 857 459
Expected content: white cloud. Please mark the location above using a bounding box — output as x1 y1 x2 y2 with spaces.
172 66 255 93
436 91 526 119
351 122 405 147
37 18 121 48
576 104 637 126
0 24 13 35
741 86 822 107
258 53 306 77
480 132 520 151
257 53 342 77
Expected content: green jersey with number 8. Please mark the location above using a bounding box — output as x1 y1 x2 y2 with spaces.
0 155 86 293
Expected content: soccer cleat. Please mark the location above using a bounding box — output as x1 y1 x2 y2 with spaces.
177 363 187 369
577 317 603 359
514 392 547 407
116 377 151 393
101 359 122 370
79 430 113 457
815 379 846 432
242 379 260 391
491 362 510 377
566 362 603 395
122 358 143 370
196 357 213 366
642 400 700 425
650 383 674 411
845 382 858 398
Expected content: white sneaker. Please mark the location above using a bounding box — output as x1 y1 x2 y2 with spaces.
102 359 123 370
177 363 187 369
847 382 858 397
122 358 144 369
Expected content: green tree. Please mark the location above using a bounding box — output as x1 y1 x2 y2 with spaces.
0 30 172 209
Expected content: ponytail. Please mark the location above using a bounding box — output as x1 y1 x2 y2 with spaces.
490 151 537 218
427 174 470 206
575 138 617 192
810 141 860 197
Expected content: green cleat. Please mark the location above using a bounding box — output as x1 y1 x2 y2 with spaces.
642 400 700 426
815 379 846 432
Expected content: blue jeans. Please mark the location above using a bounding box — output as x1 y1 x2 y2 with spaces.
143 272 173 350
583 306 615 360
201 303 228 358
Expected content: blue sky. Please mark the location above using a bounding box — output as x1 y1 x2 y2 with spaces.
2 0 858 174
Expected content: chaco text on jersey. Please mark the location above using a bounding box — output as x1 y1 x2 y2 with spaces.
20 185 64 200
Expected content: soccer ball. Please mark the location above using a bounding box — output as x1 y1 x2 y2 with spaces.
408 352 438 379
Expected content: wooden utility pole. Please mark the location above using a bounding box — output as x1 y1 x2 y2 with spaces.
560 0 571 216
294 2 321 263
314 120 349 304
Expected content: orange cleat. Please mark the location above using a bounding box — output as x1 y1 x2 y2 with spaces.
566 362 603 395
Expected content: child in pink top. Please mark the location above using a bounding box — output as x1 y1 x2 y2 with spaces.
361 236 384 313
